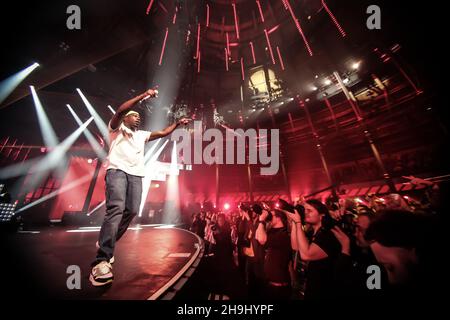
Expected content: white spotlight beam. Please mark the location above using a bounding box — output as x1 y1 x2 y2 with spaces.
170 140 178 175
0 157 40 180
144 138 162 164
0 117 93 181
148 140 169 165
30 117 94 175
24 117 94 193
139 139 169 217
0 63 39 105
76 88 109 141
15 173 92 214
87 200 106 216
163 141 180 223
66 104 107 160
136 139 162 216
30 85 59 147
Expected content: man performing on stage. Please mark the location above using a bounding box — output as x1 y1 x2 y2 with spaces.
90 88 190 286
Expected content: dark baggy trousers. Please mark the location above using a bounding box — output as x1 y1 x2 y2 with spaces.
93 169 142 265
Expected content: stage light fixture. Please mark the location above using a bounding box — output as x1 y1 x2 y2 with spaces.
352 62 361 70
0 62 40 104
0 202 17 222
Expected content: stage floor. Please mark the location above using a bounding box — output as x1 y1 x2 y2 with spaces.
1 224 202 299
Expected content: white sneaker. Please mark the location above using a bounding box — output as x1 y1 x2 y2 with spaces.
89 261 113 287
95 241 115 264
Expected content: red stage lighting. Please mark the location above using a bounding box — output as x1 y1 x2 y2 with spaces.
146 0 155 15
158 28 169 66
195 23 201 59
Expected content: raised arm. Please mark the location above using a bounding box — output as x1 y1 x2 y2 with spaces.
110 88 158 130
282 209 328 261
290 220 299 251
148 118 191 141
255 209 269 245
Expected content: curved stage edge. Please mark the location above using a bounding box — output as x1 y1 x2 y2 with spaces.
1 224 204 300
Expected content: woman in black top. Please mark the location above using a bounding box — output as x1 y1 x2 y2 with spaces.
282 199 340 300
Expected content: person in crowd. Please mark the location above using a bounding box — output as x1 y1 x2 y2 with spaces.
330 211 387 300
236 205 253 279
204 212 217 254
365 209 443 299
245 204 266 299
210 214 245 299
212 214 234 264
190 212 206 239
282 199 341 300
255 204 292 300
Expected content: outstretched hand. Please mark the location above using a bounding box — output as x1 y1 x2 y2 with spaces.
178 118 192 125
280 208 301 224
144 87 158 98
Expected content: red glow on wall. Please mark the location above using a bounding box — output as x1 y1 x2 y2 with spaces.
49 157 96 220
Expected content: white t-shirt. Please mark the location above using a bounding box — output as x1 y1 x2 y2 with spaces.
106 121 152 177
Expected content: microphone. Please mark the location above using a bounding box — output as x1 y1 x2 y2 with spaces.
140 89 159 103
